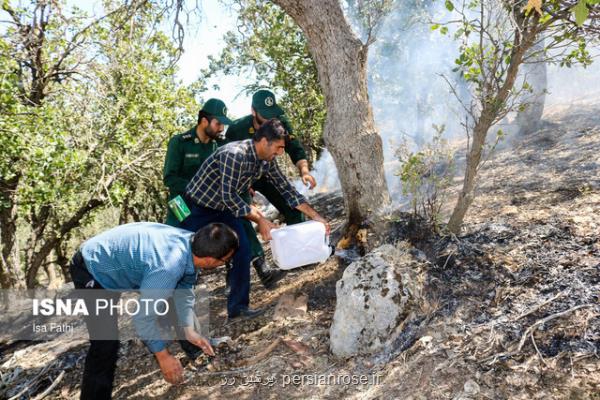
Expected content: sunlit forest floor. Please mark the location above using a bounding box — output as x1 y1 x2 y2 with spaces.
1 101 598 399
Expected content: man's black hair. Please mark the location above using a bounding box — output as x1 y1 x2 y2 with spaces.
198 110 214 126
252 118 288 143
191 223 239 259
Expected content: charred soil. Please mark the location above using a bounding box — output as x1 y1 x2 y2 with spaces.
1 103 599 399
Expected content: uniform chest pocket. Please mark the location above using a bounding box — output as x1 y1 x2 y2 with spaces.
183 153 202 166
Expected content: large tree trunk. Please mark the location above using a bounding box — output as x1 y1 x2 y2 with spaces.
271 0 390 225
515 37 547 135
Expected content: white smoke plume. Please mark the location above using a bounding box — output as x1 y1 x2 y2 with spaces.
300 1 600 204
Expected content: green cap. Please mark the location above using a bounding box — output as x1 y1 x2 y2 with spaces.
252 89 284 119
201 98 233 125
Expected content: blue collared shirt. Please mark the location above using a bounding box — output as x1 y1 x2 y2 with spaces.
80 222 197 353
185 139 306 217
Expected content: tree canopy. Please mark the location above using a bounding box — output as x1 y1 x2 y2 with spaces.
0 0 201 287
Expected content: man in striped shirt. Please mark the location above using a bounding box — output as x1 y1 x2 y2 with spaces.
181 118 329 319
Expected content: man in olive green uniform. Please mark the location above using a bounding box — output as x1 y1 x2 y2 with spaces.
225 90 316 226
163 98 283 291
164 98 230 226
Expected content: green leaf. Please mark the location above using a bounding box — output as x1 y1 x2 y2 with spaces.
440 26 449 35
445 0 455 11
573 0 589 26
431 24 440 31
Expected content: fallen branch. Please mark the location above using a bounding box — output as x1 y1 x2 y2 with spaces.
486 303 596 364
7 363 52 400
236 338 282 367
530 332 550 368
516 304 595 352
513 290 568 321
442 250 456 269
32 370 65 400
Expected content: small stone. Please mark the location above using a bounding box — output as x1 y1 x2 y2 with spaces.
463 379 480 395
419 336 433 349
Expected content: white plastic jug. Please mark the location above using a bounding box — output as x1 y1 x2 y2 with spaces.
270 221 331 270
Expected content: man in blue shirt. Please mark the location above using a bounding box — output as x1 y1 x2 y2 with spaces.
69 222 238 400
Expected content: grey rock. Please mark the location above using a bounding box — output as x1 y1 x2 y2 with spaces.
329 242 427 357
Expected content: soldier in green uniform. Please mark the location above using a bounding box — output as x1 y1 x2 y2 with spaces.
163 98 283 290
226 89 317 226
163 98 229 226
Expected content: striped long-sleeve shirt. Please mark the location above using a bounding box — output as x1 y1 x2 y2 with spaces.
185 139 306 217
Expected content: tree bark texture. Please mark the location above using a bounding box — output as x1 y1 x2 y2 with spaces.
271 0 390 224
0 176 21 288
25 198 103 288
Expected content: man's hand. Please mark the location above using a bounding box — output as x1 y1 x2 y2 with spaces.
155 350 184 385
250 204 264 218
301 173 317 189
311 214 330 235
295 203 330 235
245 207 277 240
257 217 278 241
183 327 215 357
296 160 316 189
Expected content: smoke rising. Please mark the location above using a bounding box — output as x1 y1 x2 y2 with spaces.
301 1 463 201
298 1 600 205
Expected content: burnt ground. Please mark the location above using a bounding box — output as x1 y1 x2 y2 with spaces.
0 102 599 399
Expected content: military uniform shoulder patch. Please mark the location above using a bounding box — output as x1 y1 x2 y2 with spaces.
249 127 255 135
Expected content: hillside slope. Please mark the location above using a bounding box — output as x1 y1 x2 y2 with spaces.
0 102 598 400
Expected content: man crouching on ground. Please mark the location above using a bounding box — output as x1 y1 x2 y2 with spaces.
68 222 239 400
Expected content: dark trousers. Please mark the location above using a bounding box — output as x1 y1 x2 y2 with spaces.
253 177 305 225
180 202 250 316
69 251 120 400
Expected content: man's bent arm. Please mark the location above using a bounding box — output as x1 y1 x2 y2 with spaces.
264 160 306 209
135 270 180 354
296 159 316 189
173 273 197 328
296 159 310 176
